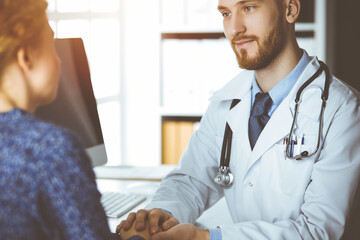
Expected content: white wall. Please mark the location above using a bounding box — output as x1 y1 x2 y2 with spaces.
121 0 161 165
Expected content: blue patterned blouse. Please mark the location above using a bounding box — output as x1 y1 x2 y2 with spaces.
0 109 117 240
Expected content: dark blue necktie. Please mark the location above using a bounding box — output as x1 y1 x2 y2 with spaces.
249 92 273 150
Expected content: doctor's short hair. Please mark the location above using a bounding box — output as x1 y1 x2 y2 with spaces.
0 0 48 78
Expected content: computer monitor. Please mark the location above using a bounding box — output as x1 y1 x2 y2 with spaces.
35 38 107 167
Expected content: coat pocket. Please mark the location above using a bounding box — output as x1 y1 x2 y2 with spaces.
263 143 315 197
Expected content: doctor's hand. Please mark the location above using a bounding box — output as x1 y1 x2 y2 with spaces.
151 223 209 240
116 208 179 236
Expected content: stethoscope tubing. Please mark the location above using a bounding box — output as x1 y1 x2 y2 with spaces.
285 61 330 160
220 99 240 168
217 61 331 187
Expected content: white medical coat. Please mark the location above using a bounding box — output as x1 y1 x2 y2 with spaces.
147 57 360 239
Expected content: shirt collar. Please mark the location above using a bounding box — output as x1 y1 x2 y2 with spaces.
251 49 311 115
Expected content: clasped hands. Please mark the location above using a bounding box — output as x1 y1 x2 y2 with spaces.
116 208 209 240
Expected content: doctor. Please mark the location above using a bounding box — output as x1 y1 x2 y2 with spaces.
117 0 360 239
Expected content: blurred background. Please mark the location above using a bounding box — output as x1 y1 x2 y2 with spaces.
46 0 360 166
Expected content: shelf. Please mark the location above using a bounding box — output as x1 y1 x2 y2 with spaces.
161 32 225 40
160 107 205 117
161 23 316 37
161 26 223 34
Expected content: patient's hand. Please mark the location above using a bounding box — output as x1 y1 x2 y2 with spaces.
118 219 151 240
116 208 179 237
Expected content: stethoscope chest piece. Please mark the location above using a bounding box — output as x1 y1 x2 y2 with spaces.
214 166 234 188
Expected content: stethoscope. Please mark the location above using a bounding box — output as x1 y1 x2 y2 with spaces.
214 61 330 188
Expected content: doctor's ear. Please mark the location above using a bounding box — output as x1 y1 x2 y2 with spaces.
285 0 301 24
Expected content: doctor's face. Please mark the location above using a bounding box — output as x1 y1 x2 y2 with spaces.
218 0 287 70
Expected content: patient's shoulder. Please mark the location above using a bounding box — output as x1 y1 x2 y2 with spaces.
0 108 88 167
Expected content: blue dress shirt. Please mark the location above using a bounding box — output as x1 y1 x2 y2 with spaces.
251 50 311 116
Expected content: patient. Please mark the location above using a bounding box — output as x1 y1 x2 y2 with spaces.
0 0 116 239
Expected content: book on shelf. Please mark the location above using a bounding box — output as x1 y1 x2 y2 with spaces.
162 120 198 164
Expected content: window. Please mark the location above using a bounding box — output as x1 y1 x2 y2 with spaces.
47 0 122 165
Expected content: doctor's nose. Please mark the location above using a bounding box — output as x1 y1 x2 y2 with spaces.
224 14 246 40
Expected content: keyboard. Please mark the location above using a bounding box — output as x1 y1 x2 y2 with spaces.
101 192 147 218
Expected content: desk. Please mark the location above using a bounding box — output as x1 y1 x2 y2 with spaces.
96 167 233 233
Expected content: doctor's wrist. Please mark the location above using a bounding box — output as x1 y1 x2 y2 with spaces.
196 228 210 240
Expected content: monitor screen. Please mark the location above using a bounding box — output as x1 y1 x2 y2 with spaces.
35 38 107 167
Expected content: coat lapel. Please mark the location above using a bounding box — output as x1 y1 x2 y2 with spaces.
211 70 254 165
211 69 254 155
226 90 252 153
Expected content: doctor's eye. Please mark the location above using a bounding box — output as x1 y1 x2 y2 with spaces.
244 6 256 12
221 12 232 18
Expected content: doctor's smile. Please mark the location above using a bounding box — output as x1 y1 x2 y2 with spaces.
233 38 256 48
